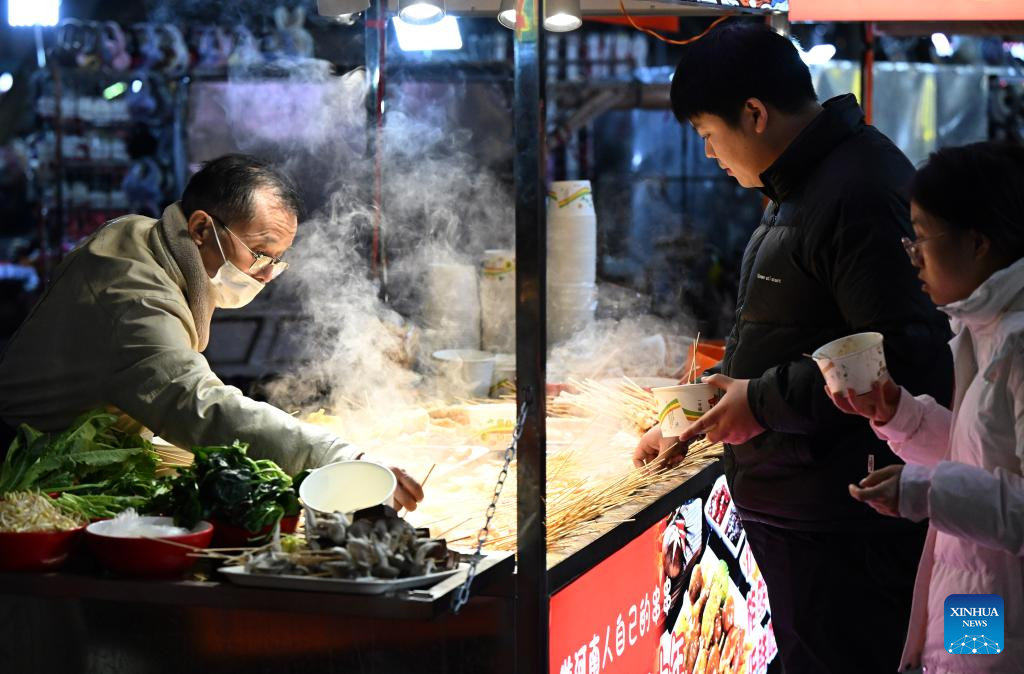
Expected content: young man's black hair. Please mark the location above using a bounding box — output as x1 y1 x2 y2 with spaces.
670 22 818 126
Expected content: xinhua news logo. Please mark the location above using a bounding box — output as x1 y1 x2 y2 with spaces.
944 594 1004 655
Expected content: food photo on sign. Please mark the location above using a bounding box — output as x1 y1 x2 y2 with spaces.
656 478 780 674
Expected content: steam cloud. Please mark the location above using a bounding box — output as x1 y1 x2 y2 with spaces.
201 38 696 414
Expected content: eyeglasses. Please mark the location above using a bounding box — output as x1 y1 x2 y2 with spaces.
211 216 289 279
901 232 948 267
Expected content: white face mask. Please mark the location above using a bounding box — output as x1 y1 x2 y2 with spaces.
209 222 264 309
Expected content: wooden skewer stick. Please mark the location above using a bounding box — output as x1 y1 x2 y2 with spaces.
397 463 437 517
691 332 701 384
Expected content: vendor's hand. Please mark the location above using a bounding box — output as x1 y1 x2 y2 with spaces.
678 375 765 445
358 453 425 512
825 378 901 426
849 464 902 517
389 465 425 512
633 425 689 468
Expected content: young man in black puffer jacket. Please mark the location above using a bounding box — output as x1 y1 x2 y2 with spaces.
632 23 953 674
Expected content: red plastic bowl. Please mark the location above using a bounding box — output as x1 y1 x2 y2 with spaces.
86 517 213 577
211 514 298 548
0 526 85 572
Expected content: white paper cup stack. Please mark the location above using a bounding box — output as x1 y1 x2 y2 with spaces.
479 249 515 354
422 262 481 350
547 180 597 344
547 282 598 345
812 332 888 396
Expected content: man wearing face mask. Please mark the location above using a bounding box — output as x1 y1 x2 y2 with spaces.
0 154 425 511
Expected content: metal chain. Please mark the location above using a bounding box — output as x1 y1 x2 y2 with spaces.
452 399 530 614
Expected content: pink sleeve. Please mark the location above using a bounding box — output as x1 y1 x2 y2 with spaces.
927 462 1024 557
871 387 951 467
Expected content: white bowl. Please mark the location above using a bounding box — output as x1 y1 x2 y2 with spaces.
299 460 397 515
812 332 888 395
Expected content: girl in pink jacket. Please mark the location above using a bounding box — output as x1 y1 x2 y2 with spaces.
829 142 1024 673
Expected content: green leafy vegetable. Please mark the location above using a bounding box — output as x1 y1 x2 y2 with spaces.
150 440 298 534
55 493 149 520
0 410 160 519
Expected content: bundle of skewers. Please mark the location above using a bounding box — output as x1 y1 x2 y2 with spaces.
548 377 660 434
460 436 723 555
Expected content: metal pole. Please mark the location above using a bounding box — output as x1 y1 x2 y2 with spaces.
861 22 875 125
365 0 388 298
514 0 547 669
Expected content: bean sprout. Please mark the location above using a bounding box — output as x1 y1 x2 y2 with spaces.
0 491 85 533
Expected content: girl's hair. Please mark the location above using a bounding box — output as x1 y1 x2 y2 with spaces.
910 142 1024 263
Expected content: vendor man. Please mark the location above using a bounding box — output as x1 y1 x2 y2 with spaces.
0 154 424 511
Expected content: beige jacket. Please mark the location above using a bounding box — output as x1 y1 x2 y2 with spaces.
0 203 358 475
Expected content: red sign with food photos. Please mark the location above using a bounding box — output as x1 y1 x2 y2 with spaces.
549 476 780 674
549 521 667 674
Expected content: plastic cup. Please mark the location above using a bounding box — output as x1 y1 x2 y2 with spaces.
651 383 720 437
812 332 887 395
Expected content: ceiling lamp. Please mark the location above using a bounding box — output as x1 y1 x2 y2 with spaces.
543 0 582 32
398 0 445 25
7 0 59 27
497 0 516 29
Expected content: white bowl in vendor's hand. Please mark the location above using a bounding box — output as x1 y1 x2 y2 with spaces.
812 332 888 396
299 460 397 515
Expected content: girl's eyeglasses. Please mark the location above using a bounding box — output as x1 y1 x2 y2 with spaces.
901 232 948 266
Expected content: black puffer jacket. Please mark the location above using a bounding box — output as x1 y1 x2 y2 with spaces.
722 94 953 530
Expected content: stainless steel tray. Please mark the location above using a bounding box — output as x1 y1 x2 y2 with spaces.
219 564 464 595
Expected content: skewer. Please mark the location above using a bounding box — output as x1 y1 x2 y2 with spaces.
691 332 701 384
397 463 437 517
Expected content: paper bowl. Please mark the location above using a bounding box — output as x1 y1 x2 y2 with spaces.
299 460 397 516
652 383 720 437
0 526 86 572
812 332 887 395
86 517 213 577
481 249 515 276
547 180 595 216
433 349 496 398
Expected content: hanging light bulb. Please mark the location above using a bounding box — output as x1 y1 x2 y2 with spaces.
497 0 516 30
398 0 445 26
543 0 581 32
